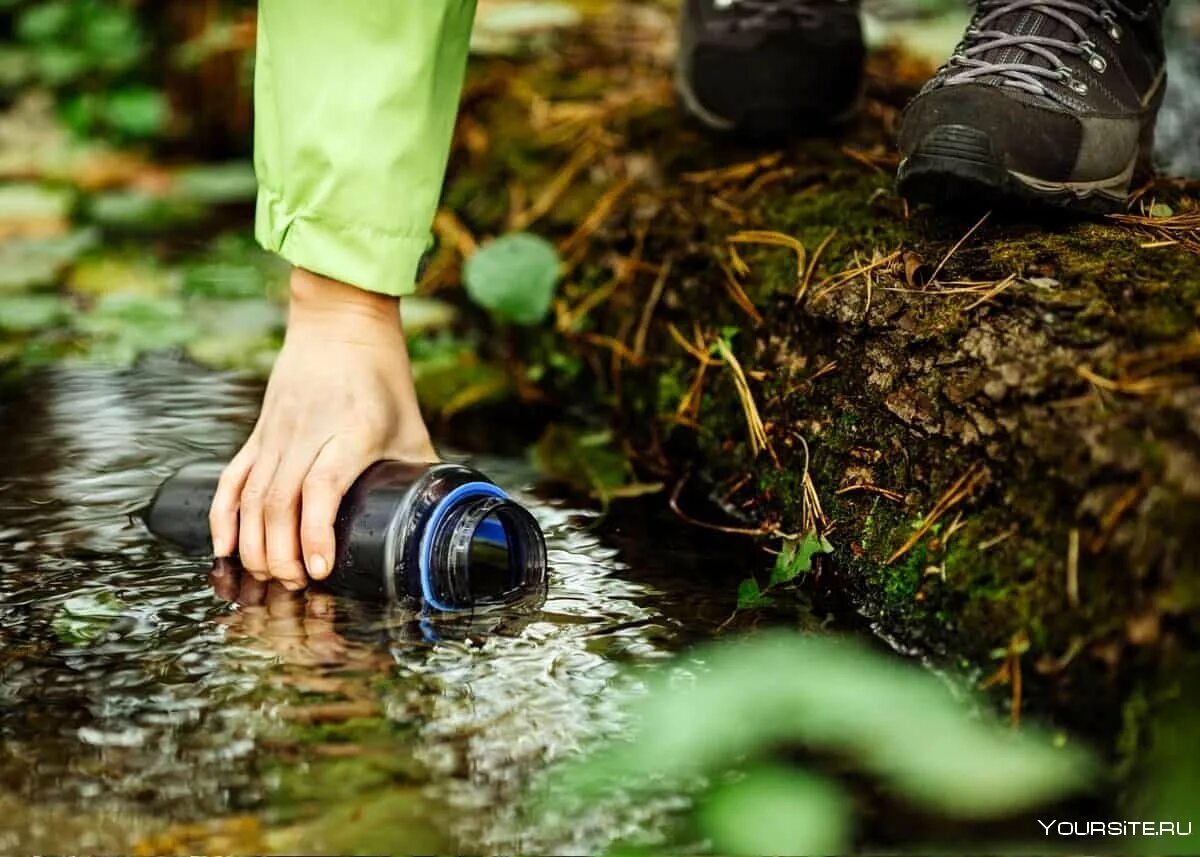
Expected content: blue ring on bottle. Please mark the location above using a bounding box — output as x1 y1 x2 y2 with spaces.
418 481 509 613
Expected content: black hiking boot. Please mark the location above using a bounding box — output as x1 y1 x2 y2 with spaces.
896 0 1170 213
676 0 866 137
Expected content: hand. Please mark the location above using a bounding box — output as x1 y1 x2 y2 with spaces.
208 268 437 590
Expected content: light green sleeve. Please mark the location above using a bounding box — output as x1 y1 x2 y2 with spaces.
253 1 478 296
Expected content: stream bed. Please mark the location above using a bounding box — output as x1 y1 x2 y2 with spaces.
0 358 763 854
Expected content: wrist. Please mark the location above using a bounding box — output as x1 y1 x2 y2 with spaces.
288 268 400 326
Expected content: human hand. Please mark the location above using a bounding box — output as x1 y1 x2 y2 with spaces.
208 268 437 590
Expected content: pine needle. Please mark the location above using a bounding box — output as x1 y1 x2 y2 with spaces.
886 463 988 565
713 336 777 466
728 230 807 283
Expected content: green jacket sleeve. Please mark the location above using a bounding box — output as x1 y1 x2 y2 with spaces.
254 1 477 297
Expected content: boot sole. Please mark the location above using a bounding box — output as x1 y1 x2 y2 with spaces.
896 123 1148 215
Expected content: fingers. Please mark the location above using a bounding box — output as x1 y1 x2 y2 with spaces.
209 439 257 557
263 455 313 591
300 441 369 582
237 454 279 580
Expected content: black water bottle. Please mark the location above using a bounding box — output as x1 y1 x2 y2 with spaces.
145 461 548 612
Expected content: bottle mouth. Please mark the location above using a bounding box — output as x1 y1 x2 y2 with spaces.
418 483 548 612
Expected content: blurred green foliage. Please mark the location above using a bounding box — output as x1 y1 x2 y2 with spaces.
543 632 1094 854
0 0 165 139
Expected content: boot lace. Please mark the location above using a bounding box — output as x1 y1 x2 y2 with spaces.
942 0 1159 97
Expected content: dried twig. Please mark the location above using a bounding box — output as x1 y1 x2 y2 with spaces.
669 470 775 536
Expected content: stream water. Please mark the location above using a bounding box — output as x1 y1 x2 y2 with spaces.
0 358 758 854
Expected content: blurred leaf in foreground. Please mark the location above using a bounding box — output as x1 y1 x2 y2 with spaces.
545 632 1093 827
698 766 849 857
463 231 561 325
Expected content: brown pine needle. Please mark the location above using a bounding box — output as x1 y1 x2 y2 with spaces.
558 277 621 332
718 258 765 325
929 210 990 285
816 249 900 300
798 229 837 304
580 332 641 365
835 483 905 503
682 152 783 185
713 337 778 466
886 463 988 565
1066 528 1080 608
667 322 721 365
633 258 672 359
841 145 887 174
559 176 633 256
961 274 1017 312
511 141 597 231
432 208 479 258
728 230 807 283
729 243 751 277
1077 365 1185 396
796 436 828 533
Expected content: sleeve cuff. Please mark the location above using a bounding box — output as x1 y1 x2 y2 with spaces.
255 185 430 297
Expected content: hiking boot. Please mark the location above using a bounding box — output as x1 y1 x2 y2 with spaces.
676 0 866 137
896 0 1169 212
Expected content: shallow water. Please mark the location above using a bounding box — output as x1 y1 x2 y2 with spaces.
0 358 756 854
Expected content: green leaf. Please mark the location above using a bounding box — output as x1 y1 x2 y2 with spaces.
0 293 70 333
463 232 561 325
104 87 168 139
736 577 773 609
51 591 123 645
35 44 88 85
768 530 832 587
17 1 72 43
698 766 850 857
548 632 1093 819
82 5 143 71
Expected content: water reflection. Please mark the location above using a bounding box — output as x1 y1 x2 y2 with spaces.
0 358 749 853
